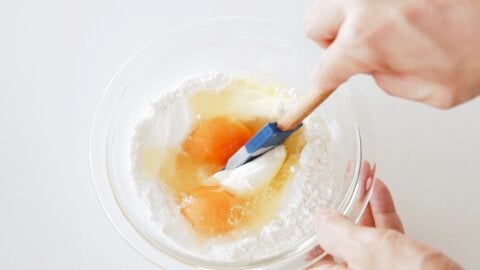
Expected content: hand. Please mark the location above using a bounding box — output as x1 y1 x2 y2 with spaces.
305 0 480 108
311 180 463 270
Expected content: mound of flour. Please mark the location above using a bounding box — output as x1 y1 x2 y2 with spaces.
130 73 334 261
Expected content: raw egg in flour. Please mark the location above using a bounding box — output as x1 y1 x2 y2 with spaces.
180 185 242 234
182 116 252 167
146 79 306 237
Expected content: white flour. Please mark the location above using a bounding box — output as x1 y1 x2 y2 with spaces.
130 73 334 261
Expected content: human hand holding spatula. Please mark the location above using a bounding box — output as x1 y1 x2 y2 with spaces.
225 86 335 169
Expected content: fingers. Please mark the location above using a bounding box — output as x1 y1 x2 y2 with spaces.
315 210 462 269
312 41 363 93
305 0 345 48
358 204 375 227
306 0 370 94
315 210 407 268
314 210 372 264
370 179 405 233
358 179 404 231
308 254 342 270
306 246 347 270
311 260 348 270
314 180 404 268
372 72 459 109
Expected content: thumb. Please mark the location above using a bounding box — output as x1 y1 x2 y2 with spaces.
315 210 373 266
312 41 363 92
315 210 417 269
315 210 464 270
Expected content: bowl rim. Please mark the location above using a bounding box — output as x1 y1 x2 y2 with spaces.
89 16 375 269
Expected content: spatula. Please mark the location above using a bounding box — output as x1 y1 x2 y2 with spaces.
225 86 335 169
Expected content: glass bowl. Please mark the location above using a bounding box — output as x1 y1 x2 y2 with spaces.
90 18 376 270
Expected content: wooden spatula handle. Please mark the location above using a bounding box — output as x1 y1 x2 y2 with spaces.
277 87 335 131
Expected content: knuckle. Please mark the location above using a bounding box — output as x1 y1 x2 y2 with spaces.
346 9 395 49
427 86 463 109
303 19 318 40
372 73 405 98
420 250 461 270
303 0 331 39
347 228 382 250
358 20 392 46
304 22 316 39
402 1 424 24
362 228 382 244
377 229 404 248
429 99 456 109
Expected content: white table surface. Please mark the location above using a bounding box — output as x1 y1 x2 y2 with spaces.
1 0 479 269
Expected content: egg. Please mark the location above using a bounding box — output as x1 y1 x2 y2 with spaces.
213 145 287 194
182 116 252 167
149 78 305 236
180 185 242 234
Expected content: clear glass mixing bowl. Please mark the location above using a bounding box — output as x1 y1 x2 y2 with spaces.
90 18 376 270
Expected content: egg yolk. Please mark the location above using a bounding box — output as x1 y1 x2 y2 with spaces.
180 186 242 234
182 116 252 166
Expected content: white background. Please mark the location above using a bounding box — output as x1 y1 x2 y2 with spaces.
1 0 479 269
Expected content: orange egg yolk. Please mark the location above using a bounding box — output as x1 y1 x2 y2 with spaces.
182 116 252 167
180 186 242 234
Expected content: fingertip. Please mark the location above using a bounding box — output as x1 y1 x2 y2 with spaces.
304 20 316 41
314 210 356 240
314 210 337 256
303 0 320 25
315 209 336 228
374 178 388 191
314 211 369 263
310 261 348 270
312 42 360 92
372 179 395 212
370 179 405 233
314 209 342 243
